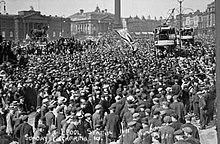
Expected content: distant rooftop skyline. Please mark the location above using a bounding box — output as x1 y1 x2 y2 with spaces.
2 0 214 19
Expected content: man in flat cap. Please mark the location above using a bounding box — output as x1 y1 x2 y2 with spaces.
34 106 41 131
132 113 142 133
158 116 175 144
0 103 5 127
41 98 49 118
6 105 15 136
170 95 186 123
45 104 55 131
122 104 135 130
33 123 47 144
103 104 121 143
0 125 14 144
170 113 183 132
134 117 152 144
183 127 201 144
149 110 162 131
92 104 103 130
198 91 207 129
14 115 33 144
56 105 65 134
180 115 200 141
83 113 93 138
119 121 137 144
88 121 106 144
172 79 182 97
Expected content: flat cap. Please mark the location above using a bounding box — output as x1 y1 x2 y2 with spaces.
182 127 192 134
50 125 57 132
22 115 29 121
38 123 46 129
0 125 6 132
128 121 136 127
42 98 49 104
85 113 91 117
133 113 140 119
95 104 102 110
163 116 172 123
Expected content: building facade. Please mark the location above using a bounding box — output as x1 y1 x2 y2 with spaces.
0 8 71 41
175 1 215 35
123 16 163 35
68 6 115 38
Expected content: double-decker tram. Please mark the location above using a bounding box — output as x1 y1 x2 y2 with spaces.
180 27 194 45
154 25 177 49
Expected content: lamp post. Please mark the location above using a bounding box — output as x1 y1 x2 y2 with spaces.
0 0 6 41
60 15 65 37
177 0 184 48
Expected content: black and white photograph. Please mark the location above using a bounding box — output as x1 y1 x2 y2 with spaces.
0 0 218 144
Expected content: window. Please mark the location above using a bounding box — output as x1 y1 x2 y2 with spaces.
2 31 5 37
10 31 13 37
53 32 56 37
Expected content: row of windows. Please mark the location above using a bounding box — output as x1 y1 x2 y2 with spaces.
1 31 65 38
2 31 13 38
52 32 62 37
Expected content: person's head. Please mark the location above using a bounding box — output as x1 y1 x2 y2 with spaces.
182 127 193 137
145 108 151 116
152 98 159 105
141 117 149 128
22 115 29 122
173 95 178 102
128 105 135 114
163 116 172 125
0 125 6 135
115 95 121 102
162 101 169 109
128 121 137 129
95 104 102 113
85 113 91 121
153 111 160 118
184 115 192 123
38 124 46 133
38 117 46 125
171 113 178 122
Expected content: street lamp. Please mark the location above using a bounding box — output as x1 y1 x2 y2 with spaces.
177 0 184 48
60 15 65 37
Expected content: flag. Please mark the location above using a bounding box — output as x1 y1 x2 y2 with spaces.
115 29 133 44
115 29 139 54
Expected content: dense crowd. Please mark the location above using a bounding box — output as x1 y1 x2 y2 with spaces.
0 32 216 144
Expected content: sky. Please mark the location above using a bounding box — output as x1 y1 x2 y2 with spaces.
2 0 214 19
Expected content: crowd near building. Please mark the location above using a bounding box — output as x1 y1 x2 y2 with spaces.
0 0 217 144
0 7 71 41
68 6 115 38
176 1 215 35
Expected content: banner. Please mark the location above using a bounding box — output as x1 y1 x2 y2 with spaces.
115 29 139 53
115 29 133 44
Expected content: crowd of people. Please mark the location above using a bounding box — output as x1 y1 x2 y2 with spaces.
0 31 216 144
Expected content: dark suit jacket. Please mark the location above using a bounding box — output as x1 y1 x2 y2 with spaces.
0 133 13 144
15 122 33 144
0 113 5 127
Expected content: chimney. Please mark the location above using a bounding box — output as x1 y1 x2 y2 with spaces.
80 9 84 14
